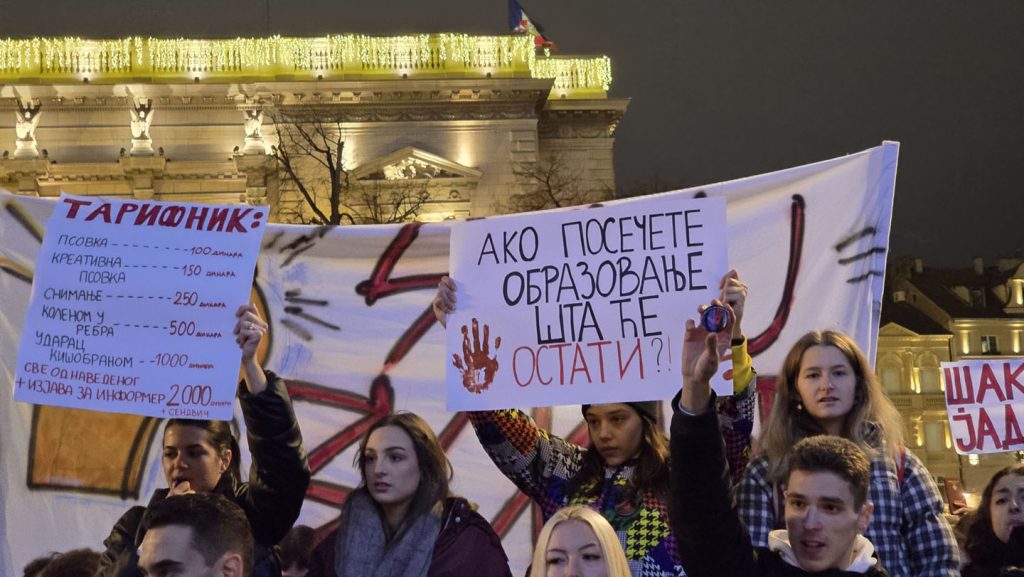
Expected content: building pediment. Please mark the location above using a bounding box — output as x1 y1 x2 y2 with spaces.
879 322 922 338
352 147 482 182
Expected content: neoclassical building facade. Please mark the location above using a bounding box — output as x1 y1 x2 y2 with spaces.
878 256 1024 500
0 35 627 221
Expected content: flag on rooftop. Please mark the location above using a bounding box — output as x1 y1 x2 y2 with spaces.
508 0 556 52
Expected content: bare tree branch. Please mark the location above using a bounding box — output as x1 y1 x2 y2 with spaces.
268 107 431 225
503 151 613 214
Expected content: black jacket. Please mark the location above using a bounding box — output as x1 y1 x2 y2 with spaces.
963 526 1024 577
668 392 888 577
96 371 310 577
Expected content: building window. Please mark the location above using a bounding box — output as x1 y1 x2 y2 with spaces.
981 335 999 355
970 288 986 308
919 368 940 393
925 422 945 452
881 366 902 393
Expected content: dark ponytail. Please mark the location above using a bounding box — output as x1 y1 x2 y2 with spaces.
165 419 242 485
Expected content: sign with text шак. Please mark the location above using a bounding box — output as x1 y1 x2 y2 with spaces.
446 195 729 411
943 358 1024 454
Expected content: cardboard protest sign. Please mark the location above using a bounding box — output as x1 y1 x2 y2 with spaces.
13 194 266 419
447 195 728 410
943 358 1024 454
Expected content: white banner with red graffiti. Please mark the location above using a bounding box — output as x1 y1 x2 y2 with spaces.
0 142 897 575
943 359 1024 454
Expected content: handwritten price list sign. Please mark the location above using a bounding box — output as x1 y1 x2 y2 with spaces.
446 195 728 411
13 194 266 419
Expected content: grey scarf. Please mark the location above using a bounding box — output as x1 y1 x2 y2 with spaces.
334 490 441 577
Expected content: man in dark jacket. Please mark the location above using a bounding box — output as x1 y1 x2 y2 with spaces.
139 493 254 577
670 316 888 577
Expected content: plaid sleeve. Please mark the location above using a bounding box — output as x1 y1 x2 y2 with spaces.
717 371 756 485
735 455 777 548
716 340 757 484
468 409 586 508
899 449 960 577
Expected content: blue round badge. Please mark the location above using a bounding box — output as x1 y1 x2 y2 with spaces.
701 305 730 333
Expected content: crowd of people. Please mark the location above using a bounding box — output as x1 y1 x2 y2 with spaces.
21 273 1024 577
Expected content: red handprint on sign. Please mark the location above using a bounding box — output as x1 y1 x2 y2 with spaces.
452 318 501 394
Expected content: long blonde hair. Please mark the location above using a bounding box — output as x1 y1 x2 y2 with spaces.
759 330 904 483
530 506 631 577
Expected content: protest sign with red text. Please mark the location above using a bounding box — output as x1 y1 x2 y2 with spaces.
446 195 729 411
943 358 1024 454
13 193 266 419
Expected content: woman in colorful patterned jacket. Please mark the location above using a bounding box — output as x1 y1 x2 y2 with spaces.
433 271 754 577
735 330 959 577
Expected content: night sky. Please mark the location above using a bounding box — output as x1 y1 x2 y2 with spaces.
2 0 1021 266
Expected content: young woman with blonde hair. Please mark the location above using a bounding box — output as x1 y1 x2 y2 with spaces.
532 506 631 577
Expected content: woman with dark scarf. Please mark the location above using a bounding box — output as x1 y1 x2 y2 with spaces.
308 412 512 577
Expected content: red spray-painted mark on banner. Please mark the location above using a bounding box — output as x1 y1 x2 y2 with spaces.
748 195 805 357
290 223 471 542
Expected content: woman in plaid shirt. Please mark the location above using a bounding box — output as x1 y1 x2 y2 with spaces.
736 330 959 577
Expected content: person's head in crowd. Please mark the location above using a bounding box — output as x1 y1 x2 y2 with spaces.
162 419 242 494
531 506 631 577
760 330 904 482
571 401 669 498
139 492 254 577
33 549 98 577
783 435 874 573
356 412 453 535
276 525 316 577
965 464 1024 563
22 553 57 577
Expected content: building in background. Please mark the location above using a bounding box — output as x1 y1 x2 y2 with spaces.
0 35 626 223
878 256 1024 500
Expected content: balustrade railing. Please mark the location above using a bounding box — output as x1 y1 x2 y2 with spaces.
0 35 612 98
